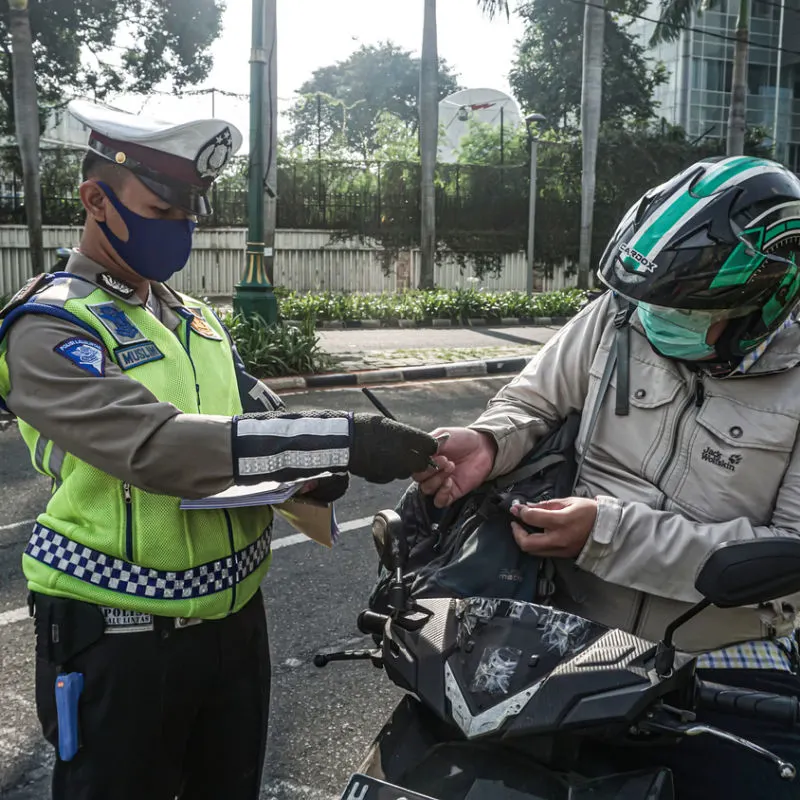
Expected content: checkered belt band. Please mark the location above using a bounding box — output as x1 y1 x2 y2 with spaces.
25 523 272 601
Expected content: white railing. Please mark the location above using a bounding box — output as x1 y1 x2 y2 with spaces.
0 226 577 298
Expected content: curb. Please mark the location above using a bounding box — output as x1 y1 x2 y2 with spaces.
269 355 534 392
292 316 570 330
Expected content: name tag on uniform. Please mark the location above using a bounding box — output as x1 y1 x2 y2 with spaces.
115 342 164 370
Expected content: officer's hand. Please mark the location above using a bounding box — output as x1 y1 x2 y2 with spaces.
300 473 350 503
349 414 438 484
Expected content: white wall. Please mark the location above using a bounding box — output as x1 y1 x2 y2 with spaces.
0 227 577 298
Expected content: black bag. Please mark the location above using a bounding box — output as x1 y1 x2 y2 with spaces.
368 293 633 614
369 415 582 613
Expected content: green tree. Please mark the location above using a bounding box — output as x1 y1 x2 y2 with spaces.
373 111 420 162
286 42 460 160
0 0 224 137
509 0 667 130
455 118 528 165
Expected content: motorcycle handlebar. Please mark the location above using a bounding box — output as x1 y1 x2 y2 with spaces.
357 610 390 636
696 680 800 726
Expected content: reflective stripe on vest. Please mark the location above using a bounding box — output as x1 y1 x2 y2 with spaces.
25 523 272 600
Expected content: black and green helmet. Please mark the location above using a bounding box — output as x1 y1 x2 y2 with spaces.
598 155 800 359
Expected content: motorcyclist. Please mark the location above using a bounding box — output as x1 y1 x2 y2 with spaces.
413 155 800 799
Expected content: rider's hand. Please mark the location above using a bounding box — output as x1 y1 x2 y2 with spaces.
510 497 598 558
412 427 496 508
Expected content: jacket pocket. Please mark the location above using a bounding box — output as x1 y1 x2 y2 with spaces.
583 349 683 486
678 397 797 523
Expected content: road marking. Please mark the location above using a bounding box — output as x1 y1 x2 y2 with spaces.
0 519 35 533
260 777 338 799
0 515 375 630
0 606 29 628
273 515 372 550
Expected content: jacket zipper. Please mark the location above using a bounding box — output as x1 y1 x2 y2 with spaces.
183 317 203 412
224 510 237 612
653 375 703 510
181 310 236 610
123 482 134 561
632 374 704 636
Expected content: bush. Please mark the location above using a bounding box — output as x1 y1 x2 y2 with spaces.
277 288 586 323
222 313 334 377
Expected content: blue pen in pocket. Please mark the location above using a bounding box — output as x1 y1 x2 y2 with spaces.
55 672 84 761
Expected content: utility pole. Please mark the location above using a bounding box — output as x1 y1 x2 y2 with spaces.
233 0 278 323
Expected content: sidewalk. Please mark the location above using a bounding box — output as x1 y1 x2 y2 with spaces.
318 324 559 371
269 324 561 390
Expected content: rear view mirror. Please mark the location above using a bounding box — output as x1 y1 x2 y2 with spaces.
371 510 405 572
695 538 800 608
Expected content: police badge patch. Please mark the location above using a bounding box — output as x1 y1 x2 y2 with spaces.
97 272 136 299
88 303 146 345
54 338 106 377
186 307 222 340
195 127 233 181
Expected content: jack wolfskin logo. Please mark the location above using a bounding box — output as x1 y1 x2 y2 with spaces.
701 447 743 472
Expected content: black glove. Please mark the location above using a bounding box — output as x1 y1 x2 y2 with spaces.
349 413 438 484
301 473 350 503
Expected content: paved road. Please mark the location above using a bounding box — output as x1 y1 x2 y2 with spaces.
317 325 559 355
0 376 509 800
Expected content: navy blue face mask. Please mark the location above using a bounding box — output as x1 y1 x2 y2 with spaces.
95 181 197 282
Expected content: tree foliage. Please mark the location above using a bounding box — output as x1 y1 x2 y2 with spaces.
0 0 224 136
509 0 668 130
285 42 460 160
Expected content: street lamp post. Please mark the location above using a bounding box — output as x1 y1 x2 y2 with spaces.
525 113 546 296
233 0 278 324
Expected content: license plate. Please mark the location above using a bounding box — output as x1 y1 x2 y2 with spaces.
339 773 437 800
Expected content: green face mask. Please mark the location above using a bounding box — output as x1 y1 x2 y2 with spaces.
637 303 717 361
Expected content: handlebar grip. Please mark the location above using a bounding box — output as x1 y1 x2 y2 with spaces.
357 610 389 636
696 680 800 726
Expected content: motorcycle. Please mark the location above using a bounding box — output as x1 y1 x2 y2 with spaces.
315 509 800 800
50 247 73 272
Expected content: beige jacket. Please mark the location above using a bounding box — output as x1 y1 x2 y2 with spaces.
470 292 800 652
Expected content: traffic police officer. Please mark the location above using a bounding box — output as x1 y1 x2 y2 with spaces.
0 100 437 800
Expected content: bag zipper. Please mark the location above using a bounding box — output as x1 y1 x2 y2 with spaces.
123 482 134 561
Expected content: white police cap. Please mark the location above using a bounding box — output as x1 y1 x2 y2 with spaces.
68 99 244 216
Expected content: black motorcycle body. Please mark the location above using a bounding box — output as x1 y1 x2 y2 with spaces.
320 518 800 800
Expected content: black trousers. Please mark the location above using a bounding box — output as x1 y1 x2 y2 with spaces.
34 590 271 800
584 669 800 799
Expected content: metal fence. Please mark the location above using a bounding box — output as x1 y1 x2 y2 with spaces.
0 226 577 298
0 155 534 236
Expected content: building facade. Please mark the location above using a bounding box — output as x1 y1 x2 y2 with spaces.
634 0 800 170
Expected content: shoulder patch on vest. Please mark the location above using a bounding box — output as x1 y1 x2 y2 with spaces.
114 341 164 371
54 338 106 377
88 302 146 344
97 272 136 299
0 273 52 318
186 307 222 340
